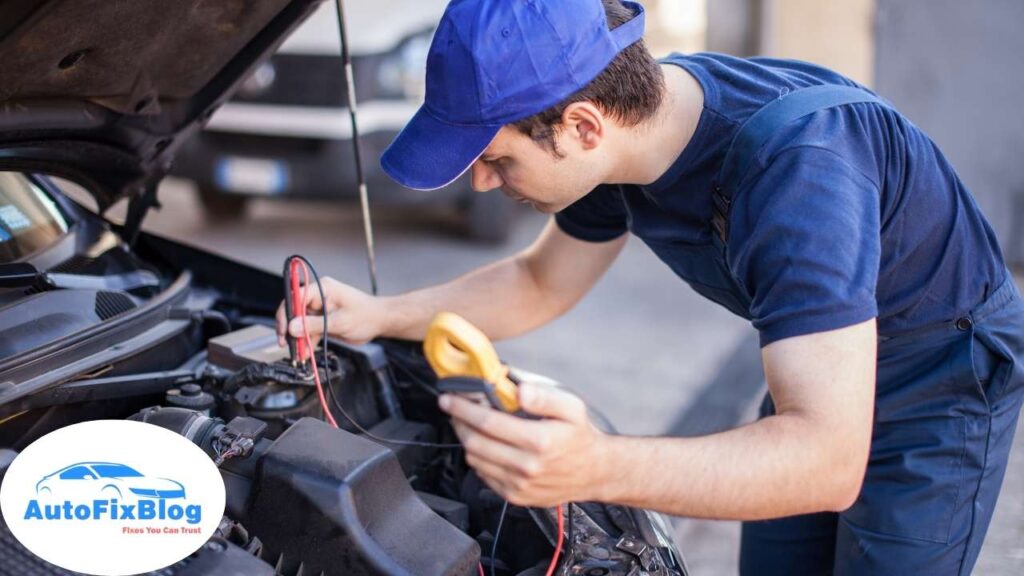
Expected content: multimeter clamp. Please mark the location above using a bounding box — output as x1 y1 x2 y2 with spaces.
436 375 538 420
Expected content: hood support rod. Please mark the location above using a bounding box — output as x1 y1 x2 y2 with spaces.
334 0 380 296
122 180 161 247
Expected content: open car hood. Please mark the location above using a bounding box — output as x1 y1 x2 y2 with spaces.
0 0 323 215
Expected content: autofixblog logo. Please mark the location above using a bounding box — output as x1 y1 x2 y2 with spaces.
26 461 202 527
1 420 226 576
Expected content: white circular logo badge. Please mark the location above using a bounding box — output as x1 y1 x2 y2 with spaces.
0 420 226 575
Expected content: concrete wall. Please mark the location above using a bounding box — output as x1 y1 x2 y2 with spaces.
711 0 875 85
874 0 1024 263
763 0 875 87
644 0 707 57
707 0 761 56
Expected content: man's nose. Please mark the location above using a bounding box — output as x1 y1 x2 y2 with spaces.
470 160 503 192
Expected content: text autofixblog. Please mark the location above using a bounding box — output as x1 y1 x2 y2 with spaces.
23 499 202 525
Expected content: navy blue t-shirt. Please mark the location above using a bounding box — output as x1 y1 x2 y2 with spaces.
555 53 1005 347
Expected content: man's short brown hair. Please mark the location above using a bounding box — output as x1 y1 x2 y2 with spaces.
512 0 665 156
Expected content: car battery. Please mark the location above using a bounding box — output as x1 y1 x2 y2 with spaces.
208 325 289 371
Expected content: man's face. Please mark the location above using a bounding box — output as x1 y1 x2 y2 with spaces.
469 126 605 214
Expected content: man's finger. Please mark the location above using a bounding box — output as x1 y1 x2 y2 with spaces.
302 286 326 312
278 284 327 346
275 303 288 345
440 394 547 450
465 455 516 499
451 421 533 473
289 315 326 338
518 382 587 423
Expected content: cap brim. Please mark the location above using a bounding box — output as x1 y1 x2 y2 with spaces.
380 106 501 191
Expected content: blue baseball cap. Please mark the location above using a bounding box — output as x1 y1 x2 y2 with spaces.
380 0 646 191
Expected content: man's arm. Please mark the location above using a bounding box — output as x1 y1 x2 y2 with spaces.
440 318 876 519
277 219 626 345
384 219 627 341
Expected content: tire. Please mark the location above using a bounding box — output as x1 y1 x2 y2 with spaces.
464 190 514 244
101 484 122 499
197 186 249 221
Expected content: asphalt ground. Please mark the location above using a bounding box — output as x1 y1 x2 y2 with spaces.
133 178 1023 575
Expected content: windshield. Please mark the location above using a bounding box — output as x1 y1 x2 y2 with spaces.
0 173 68 264
91 464 144 478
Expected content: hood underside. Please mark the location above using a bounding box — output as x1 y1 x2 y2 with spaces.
0 0 322 212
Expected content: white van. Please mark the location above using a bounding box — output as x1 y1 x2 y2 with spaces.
172 0 513 243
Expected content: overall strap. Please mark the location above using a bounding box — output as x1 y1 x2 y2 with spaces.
711 84 890 243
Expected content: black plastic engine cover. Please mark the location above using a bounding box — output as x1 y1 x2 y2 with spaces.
0 450 275 576
246 418 479 576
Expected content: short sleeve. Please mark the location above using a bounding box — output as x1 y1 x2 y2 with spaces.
554 185 629 242
728 147 881 347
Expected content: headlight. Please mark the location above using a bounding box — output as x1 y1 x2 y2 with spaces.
376 29 432 101
129 488 158 497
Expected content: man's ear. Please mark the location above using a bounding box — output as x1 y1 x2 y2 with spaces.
561 102 605 151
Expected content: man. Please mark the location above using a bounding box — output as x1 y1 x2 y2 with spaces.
276 1 1024 573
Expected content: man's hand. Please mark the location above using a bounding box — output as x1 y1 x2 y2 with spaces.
275 276 389 347
439 320 877 520
439 381 608 507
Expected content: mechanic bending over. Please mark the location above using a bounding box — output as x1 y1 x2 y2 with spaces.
276 1 1024 574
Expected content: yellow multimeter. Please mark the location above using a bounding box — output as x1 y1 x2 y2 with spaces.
423 312 521 413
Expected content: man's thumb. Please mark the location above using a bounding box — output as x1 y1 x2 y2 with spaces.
289 317 324 338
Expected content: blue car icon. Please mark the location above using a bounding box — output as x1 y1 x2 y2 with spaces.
34 462 186 500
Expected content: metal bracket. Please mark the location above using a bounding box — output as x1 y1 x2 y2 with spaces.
616 535 661 573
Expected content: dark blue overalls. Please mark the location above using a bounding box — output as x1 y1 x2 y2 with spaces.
682 85 1024 575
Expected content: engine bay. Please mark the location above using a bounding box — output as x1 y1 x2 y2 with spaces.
0 191 686 575
0 311 686 576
